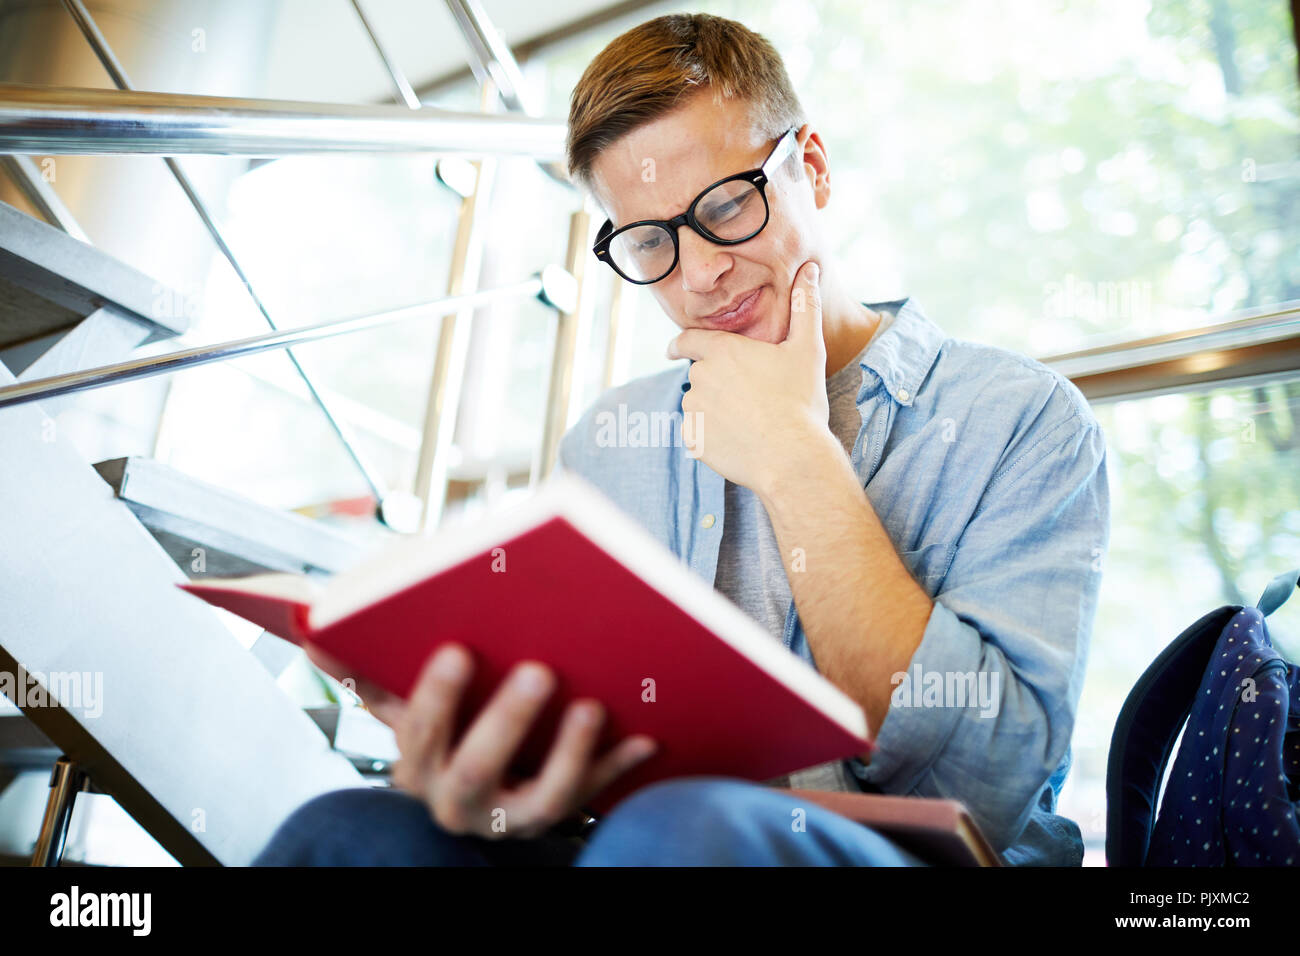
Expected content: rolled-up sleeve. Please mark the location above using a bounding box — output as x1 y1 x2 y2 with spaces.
852 411 1110 852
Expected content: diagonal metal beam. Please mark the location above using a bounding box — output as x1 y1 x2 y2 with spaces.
350 0 422 110
443 0 538 116
0 155 90 243
443 0 571 185
411 0 667 104
60 0 387 520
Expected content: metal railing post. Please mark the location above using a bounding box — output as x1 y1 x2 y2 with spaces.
30 757 88 867
539 207 594 479
413 81 500 532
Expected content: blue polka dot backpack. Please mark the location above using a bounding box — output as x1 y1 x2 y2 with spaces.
1106 568 1300 866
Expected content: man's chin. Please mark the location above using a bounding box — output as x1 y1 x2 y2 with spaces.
743 316 786 344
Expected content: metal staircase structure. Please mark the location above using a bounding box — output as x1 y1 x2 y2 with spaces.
0 0 598 866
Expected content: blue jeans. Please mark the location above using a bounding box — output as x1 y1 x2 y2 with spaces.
252 777 926 866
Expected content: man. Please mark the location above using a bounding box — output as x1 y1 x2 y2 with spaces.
255 12 1109 867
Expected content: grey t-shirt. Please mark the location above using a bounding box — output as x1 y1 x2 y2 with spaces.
713 307 895 791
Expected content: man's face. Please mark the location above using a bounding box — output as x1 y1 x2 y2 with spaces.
589 93 828 345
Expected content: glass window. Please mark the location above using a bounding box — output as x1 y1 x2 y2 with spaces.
1059 375 1300 863
524 0 1300 362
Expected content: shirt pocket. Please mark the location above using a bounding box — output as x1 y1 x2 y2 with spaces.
896 542 955 595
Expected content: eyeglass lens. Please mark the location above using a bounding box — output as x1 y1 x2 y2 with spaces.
607 177 768 282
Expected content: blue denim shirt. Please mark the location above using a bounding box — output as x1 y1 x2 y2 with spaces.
557 297 1110 866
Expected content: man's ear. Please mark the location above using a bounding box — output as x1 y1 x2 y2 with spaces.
795 125 831 209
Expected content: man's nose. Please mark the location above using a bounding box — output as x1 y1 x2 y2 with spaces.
675 225 732 292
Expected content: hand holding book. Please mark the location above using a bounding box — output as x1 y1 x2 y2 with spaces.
378 642 655 839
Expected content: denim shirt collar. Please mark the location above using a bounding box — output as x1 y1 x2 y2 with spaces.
856 297 945 409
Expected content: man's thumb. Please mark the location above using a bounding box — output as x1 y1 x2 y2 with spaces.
786 260 824 351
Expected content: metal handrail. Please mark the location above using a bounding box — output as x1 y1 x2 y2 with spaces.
1040 301 1300 377
60 0 392 510
0 271 574 410
0 84 566 158
1039 301 1300 401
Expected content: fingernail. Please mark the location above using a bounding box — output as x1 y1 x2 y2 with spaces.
513 663 552 697
631 737 657 759
433 645 468 680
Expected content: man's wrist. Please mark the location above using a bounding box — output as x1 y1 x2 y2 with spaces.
756 419 848 511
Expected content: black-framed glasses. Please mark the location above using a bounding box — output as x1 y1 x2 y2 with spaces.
592 127 801 285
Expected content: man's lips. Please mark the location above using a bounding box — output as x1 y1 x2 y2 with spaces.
699 287 764 330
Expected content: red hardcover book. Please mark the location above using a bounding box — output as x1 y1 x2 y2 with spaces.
782 790 1002 866
180 473 871 813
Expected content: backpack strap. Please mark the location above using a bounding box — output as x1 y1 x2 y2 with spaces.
1105 605 1240 866
1257 568 1300 618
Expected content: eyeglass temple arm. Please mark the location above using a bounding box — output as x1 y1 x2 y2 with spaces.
764 127 802 176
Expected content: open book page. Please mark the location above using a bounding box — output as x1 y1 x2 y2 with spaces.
187 572 325 606
179 573 326 641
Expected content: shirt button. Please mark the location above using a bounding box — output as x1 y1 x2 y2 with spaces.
701 513 716 529
898 388 911 402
